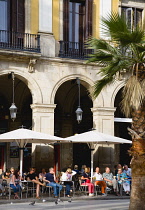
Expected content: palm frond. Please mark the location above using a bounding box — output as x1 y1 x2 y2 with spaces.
87 13 145 117
102 13 145 47
121 76 145 117
87 38 120 65
102 13 129 38
93 76 114 98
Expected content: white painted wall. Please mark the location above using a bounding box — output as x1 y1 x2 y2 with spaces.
100 0 112 38
39 0 52 33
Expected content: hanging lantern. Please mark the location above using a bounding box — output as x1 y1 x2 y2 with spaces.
9 103 17 121
9 72 17 121
75 106 83 124
76 77 83 124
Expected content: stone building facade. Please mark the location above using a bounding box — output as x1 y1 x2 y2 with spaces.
0 0 145 172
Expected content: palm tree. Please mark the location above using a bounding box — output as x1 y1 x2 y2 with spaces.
87 13 145 209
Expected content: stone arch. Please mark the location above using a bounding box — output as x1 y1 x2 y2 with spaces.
0 69 43 104
50 74 104 106
111 81 125 107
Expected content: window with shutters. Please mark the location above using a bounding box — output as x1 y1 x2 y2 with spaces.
0 0 25 48
64 0 92 43
59 0 93 59
121 7 143 30
0 0 8 42
0 0 40 52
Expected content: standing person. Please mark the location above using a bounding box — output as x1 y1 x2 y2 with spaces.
61 168 76 197
103 167 118 195
10 169 21 199
117 168 130 195
93 167 106 195
81 167 94 196
43 167 62 198
26 167 45 199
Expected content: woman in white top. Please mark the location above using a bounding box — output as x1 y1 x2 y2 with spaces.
61 168 76 197
93 167 106 195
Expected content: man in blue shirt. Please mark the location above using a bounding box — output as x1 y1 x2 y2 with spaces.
44 167 62 197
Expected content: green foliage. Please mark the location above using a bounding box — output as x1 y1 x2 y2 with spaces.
87 13 145 116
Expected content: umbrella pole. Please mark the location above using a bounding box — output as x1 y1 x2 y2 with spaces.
20 140 24 178
91 149 94 182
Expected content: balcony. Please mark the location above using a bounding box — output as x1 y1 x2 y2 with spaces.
59 41 93 60
0 30 40 53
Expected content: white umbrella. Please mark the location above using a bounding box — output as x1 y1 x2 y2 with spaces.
65 130 132 181
0 128 64 176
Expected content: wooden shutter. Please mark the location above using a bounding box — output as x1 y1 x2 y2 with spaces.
63 0 69 41
85 0 92 40
10 0 17 31
10 0 25 32
17 0 25 33
79 2 85 43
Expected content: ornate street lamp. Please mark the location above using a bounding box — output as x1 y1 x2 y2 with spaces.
9 72 17 121
75 77 83 123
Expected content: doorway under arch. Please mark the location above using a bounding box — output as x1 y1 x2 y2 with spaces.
54 79 93 170
0 74 32 171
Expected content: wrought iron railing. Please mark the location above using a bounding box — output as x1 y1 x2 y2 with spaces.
59 41 93 59
0 30 40 52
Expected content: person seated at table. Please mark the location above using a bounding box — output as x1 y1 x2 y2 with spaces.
0 183 3 196
93 167 106 195
39 168 46 182
73 165 80 174
43 167 63 198
1 169 11 195
103 167 118 195
114 164 122 176
2 169 10 180
26 167 45 199
80 165 86 175
81 167 94 196
61 168 76 197
117 168 130 195
10 169 21 199
123 165 131 178
73 165 80 189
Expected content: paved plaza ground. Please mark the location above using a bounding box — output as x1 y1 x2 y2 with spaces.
0 199 130 210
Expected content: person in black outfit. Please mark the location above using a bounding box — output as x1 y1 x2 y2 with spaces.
27 167 45 199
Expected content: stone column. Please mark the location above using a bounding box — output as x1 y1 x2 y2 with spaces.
92 107 116 172
30 103 56 170
60 118 73 170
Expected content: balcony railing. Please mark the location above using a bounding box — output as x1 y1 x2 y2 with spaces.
0 30 40 53
59 41 93 60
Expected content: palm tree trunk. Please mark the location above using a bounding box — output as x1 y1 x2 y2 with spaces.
128 109 145 210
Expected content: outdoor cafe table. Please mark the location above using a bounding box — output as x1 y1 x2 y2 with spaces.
20 180 35 199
